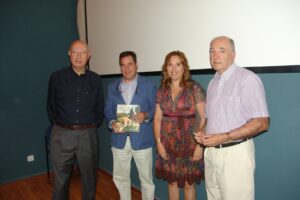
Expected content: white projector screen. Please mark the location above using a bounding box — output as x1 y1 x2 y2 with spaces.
86 0 300 75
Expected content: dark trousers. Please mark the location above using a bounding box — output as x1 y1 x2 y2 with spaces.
50 125 99 200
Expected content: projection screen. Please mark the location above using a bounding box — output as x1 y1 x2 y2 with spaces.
86 0 300 75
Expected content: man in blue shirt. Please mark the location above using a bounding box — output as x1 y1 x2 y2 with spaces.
104 51 156 200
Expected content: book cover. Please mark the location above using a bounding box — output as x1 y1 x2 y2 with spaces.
115 104 140 133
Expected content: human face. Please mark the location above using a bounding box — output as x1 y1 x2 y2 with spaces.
209 37 235 74
120 55 138 82
68 41 90 73
167 55 184 82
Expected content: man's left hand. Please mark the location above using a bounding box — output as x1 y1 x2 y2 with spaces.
201 134 228 147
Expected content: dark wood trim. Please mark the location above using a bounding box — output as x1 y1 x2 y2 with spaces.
83 0 90 70
100 65 300 78
190 65 300 75
244 65 300 73
84 0 88 44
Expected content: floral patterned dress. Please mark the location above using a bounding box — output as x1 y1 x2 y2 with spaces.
155 81 206 187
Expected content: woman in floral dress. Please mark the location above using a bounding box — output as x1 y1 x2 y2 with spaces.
154 51 206 200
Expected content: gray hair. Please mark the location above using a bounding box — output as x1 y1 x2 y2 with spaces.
211 36 235 52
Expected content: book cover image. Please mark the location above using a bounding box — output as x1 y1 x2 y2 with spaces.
116 104 140 132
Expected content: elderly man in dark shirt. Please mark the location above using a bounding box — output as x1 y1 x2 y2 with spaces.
47 40 104 200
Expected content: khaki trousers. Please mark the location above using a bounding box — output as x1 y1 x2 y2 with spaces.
204 139 255 200
112 137 155 200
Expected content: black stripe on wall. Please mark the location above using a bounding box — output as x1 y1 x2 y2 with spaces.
100 65 300 78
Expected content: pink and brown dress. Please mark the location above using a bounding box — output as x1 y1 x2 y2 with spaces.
155 80 206 187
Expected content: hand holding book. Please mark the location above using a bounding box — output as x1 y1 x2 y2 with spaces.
132 112 148 124
111 121 126 133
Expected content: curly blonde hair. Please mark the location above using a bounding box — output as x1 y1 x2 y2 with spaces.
160 51 192 89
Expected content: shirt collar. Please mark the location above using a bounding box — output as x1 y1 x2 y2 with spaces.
121 74 138 85
118 74 139 92
69 66 87 77
214 63 237 81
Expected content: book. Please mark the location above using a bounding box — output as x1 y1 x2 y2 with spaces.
115 104 140 133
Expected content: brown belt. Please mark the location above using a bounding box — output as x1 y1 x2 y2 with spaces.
56 122 96 130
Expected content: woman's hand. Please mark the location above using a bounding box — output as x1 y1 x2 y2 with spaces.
194 130 205 144
157 142 168 160
192 145 203 161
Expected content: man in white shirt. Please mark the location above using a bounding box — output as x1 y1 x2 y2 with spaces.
195 36 269 200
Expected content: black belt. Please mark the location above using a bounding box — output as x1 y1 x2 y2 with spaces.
56 122 96 130
215 138 249 149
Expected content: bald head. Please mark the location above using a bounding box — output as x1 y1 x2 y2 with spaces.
210 36 235 52
68 40 91 74
209 36 236 74
69 40 89 51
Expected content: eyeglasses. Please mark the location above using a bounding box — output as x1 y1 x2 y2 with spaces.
70 50 89 55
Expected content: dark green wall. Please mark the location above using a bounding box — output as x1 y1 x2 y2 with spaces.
1 1 300 200
0 0 78 182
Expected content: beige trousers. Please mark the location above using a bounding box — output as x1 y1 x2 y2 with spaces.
111 137 155 200
204 139 255 200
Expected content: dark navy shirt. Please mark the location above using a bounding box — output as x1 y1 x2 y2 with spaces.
47 67 104 126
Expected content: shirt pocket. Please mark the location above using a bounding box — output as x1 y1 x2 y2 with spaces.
222 96 241 119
